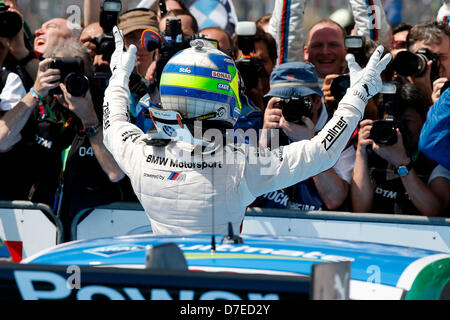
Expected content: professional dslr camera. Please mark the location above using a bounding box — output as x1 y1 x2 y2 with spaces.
49 57 89 97
275 96 313 125
330 36 367 102
142 17 216 85
369 83 402 146
0 1 22 38
88 0 122 62
392 48 440 84
234 21 267 91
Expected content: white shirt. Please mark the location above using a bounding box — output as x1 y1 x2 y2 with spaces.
0 71 26 112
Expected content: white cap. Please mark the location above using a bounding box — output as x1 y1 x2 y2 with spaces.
437 1 450 24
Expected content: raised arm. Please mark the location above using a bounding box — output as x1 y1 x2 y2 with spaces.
245 46 392 197
349 0 392 48
0 58 57 152
268 0 306 64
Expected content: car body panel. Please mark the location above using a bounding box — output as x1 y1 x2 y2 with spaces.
23 234 450 299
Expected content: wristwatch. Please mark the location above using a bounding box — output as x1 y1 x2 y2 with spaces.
84 123 102 137
396 158 413 177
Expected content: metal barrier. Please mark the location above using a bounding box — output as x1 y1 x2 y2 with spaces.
0 200 64 260
69 202 450 253
244 207 450 253
70 202 150 241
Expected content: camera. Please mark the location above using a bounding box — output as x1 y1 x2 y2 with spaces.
0 1 22 38
91 0 122 62
49 57 89 97
149 18 204 84
234 21 267 91
330 74 351 102
369 83 401 146
329 36 368 102
276 96 313 125
392 48 440 83
100 0 122 34
370 116 400 146
345 36 367 67
90 33 115 62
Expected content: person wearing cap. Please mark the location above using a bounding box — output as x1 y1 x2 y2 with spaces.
117 8 159 83
102 26 390 234
255 62 355 211
117 8 161 120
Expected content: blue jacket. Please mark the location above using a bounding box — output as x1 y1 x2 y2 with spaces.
419 88 450 171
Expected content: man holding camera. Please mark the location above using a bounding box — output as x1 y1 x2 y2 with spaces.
351 83 447 216
256 62 354 211
102 25 390 234
0 39 126 234
406 21 450 105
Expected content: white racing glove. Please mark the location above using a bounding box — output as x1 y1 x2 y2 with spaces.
109 26 137 87
340 45 392 119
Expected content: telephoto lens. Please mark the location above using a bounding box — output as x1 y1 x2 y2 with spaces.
0 2 22 38
393 48 439 81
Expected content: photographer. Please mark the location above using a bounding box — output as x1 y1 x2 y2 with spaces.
256 62 355 211
80 22 110 73
350 82 445 216
404 21 450 105
102 26 390 234
0 37 26 121
0 39 126 232
1 0 37 90
233 25 277 113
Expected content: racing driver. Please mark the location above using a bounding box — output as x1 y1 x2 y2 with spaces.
102 26 391 235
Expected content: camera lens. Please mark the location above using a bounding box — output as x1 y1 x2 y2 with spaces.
370 120 398 145
282 102 299 123
330 75 350 102
393 51 428 77
65 73 89 97
0 10 22 38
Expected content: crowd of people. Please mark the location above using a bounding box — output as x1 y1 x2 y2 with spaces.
0 0 449 240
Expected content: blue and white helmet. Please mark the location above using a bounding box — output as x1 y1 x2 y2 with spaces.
159 39 242 129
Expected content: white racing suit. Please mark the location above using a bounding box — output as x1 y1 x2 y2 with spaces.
103 75 364 235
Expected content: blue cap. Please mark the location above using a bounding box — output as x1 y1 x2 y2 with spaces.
265 62 323 98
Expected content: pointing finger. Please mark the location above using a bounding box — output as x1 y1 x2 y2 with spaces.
346 53 361 73
366 45 384 69
377 52 392 72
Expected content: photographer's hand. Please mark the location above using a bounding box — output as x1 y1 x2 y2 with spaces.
59 83 98 127
33 58 60 98
341 46 392 118
279 116 314 142
410 60 434 106
322 74 339 105
372 128 409 167
356 119 374 154
431 77 448 103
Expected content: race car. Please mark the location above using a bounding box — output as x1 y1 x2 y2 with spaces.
1 229 449 300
